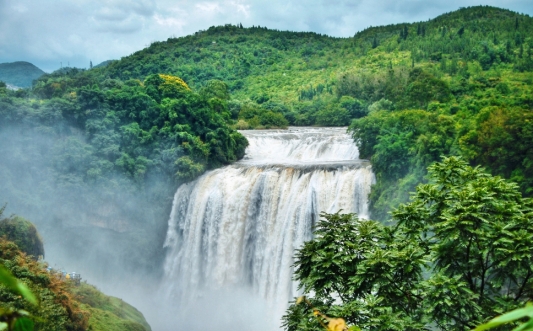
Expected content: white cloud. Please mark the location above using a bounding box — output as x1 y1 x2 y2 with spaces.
11 4 28 13
195 2 222 13
231 1 251 17
154 14 186 28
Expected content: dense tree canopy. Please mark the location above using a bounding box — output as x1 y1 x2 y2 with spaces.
0 71 248 278
284 157 533 331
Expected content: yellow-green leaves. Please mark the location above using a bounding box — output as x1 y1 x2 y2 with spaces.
295 296 358 331
327 318 347 331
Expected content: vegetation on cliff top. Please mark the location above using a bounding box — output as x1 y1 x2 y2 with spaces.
0 206 44 260
0 211 150 331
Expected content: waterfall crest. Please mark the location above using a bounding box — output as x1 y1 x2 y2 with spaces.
162 127 374 329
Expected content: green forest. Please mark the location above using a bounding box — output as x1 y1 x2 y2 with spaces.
4 5 532 220
1 4 533 331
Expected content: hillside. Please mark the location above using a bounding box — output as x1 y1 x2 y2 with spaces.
0 212 151 331
0 4 532 282
86 6 531 125
0 61 45 88
101 5 532 218
0 238 151 331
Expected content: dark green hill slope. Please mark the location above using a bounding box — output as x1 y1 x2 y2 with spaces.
0 61 45 87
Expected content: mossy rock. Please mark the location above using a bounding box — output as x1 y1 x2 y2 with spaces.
0 211 44 259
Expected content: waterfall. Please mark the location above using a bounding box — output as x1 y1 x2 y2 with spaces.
161 127 374 330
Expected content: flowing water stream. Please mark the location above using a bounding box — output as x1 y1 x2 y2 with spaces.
161 127 374 330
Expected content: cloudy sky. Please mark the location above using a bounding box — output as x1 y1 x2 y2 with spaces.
1 0 532 72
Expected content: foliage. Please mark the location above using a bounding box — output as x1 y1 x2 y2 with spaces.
70 284 151 331
350 109 456 220
475 303 533 331
0 262 37 331
0 231 151 331
0 71 247 276
65 5 531 128
0 207 44 259
0 238 90 331
284 157 533 331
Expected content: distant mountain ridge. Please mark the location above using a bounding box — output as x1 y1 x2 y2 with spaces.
0 61 45 88
93 5 532 106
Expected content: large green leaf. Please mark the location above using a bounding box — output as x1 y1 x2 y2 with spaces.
13 318 34 331
474 304 533 331
0 265 38 305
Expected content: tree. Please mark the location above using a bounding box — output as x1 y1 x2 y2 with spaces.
284 157 533 331
404 67 452 108
372 37 379 49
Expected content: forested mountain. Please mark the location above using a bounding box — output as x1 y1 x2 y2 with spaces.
85 6 532 127
0 5 532 284
90 5 532 219
0 61 45 88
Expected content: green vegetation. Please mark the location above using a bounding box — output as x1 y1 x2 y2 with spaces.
4 6 532 219
344 6 533 218
70 284 150 331
2 6 533 329
349 64 533 219
1 236 90 331
0 69 247 275
0 258 38 331
284 157 533 331
475 303 533 331
0 206 44 260
0 214 150 331
60 6 530 130
0 62 45 88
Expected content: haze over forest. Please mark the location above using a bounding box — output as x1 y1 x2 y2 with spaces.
1 2 533 331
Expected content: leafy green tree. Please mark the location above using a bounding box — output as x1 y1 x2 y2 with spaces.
284 157 533 331
403 68 452 108
339 96 367 119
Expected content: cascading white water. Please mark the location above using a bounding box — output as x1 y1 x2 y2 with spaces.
162 127 374 330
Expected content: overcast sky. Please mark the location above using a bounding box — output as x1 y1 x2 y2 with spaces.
1 0 531 72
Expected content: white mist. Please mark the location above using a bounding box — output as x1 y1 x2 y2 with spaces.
160 127 374 330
